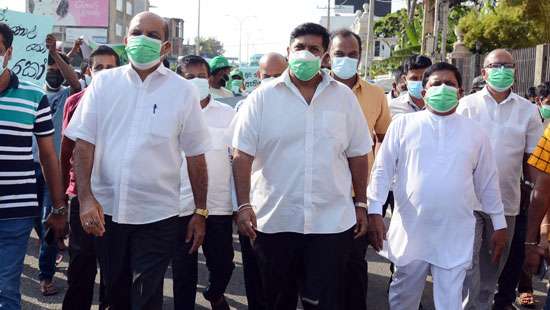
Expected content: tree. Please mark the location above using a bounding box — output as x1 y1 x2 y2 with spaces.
198 37 225 58
457 1 543 53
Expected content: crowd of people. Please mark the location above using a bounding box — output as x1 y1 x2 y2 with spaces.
1 10 550 310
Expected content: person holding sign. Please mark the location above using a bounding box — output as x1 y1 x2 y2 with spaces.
0 22 67 310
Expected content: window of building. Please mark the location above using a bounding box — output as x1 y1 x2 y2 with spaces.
116 23 123 37
374 41 381 57
126 2 133 15
116 0 123 12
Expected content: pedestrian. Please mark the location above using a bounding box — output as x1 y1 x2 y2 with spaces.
0 22 67 310
459 49 544 310
209 55 234 99
367 62 508 310
524 123 550 309
536 83 550 127
65 12 211 309
388 65 406 103
33 32 82 297
60 45 120 310
173 55 236 310
389 55 432 118
232 52 288 310
328 28 392 310
229 69 246 96
232 22 372 310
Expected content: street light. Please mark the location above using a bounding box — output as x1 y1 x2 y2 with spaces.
225 15 256 64
196 0 201 55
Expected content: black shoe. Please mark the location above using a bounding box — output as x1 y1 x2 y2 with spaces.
209 296 230 310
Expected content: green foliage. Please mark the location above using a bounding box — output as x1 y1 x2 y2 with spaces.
457 1 545 53
374 9 408 38
198 38 225 59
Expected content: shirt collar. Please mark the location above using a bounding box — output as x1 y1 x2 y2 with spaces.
405 92 424 111
4 70 19 91
126 63 169 84
203 95 219 112
278 69 337 89
480 86 517 105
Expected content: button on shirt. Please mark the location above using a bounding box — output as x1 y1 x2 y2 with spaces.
457 87 543 216
180 97 235 216
367 111 506 269
389 92 424 119
232 70 373 234
65 65 211 224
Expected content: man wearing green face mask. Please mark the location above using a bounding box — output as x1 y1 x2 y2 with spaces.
368 62 507 310
232 23 372 310
66 12 211 309
458 49 544 310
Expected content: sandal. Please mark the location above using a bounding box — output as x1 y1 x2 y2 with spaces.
517 292 535 308
40 280 58 296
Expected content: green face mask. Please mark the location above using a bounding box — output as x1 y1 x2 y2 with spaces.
425 84 459 113
486 67 515 92
541 105 550 119
125 35 162 70
231 79 243 92
288 50 321 81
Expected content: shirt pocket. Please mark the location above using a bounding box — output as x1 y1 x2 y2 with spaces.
322 111 347 142
209 127 229 151
149 106 176 144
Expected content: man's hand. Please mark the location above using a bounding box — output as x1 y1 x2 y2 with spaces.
185 214 206 254
79 196 105 236
72 38 82 52
45 211 67 239
46 34 57 53
354 207 368 239
237 208 257 240
524 245 546 274
491 228 508 264
367 214 386 252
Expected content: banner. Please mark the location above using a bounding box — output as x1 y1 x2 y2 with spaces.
239 66 260 92
0 9 54 86
26 0 108 27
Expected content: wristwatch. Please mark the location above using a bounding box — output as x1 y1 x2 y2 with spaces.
51 205 68 216
354 202 368 210
194 208 209 218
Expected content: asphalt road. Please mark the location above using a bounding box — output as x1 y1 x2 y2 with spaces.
21 230 549 310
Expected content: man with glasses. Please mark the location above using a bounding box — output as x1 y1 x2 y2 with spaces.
458 49 543 310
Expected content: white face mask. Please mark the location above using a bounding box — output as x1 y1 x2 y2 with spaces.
189 78 210 101
84 74 92 86
331 56 358 80
0 55 6 77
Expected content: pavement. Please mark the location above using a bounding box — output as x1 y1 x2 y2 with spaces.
21 230 549 310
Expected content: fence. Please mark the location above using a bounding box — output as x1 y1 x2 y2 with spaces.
451 44 550 96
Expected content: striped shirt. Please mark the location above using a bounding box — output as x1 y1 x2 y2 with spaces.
0 71 54 220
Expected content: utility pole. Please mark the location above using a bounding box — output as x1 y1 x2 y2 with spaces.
432 0 441 61
226 15 256 64
327 0 331 32
439 0 449 62
421 0 435 55
195 0 200 55
364 0 375 78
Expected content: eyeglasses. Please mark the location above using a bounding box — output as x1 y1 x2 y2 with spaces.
485 63 515 69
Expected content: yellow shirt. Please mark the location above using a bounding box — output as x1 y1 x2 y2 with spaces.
352 78 392 173
528 124 550 174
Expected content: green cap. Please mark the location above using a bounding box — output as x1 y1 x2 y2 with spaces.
230 69 243 79
209 56 231 72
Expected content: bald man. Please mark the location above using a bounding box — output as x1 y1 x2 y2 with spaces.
458 49 543 310
65 12 211 309
234 52 288 112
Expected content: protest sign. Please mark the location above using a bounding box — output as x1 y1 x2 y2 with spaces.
0 9 54 86
81 37 128 65
239 66 260 92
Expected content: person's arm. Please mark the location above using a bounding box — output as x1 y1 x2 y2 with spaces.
474 132 507 263
525 171 550 273
66 38 82 60
46 34 81 94
60 136 74 192
348 154 369 239
233 149 256 239
374 89 392 144
184 154 208 254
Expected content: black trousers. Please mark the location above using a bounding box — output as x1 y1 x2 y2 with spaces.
239 233 267 310
62 197 104 310
172 215 234 309
343 233 368 310
95 215 183 310
254 228 353 310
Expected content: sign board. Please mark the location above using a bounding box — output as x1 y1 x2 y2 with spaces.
1 9 54 86
334 5 355 14
26 0 108 27
65 27 107 44
239 66 260 92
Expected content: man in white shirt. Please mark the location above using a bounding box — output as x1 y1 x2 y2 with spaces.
367 62 508 310
65 12 211 309
173 55 236 310
209 55 234 99
459 49 543 310
390 55 432 119
232 23 372 310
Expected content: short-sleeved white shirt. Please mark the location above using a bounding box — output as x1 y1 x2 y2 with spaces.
232 70 373 234
65 64 211 224
457 87 544 216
